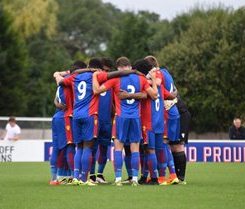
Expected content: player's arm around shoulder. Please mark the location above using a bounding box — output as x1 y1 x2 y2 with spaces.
53 70 70 86
118 90 147 100
144 71 158 100
92 71 108 95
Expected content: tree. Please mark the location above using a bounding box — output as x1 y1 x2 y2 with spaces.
0 9 28 115
57 0 122 57
157 8 245 132
107 11 157 62
2 0 58 39
25 38 72 116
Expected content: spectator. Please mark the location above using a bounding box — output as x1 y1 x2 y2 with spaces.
229 117 245 140
3 117 21 141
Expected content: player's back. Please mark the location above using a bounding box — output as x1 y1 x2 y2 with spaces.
98 90 113 122
72 72 97 119
118 74 143 118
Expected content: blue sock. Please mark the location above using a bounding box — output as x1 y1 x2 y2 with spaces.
97 145 108 174
81 147 92 182
50 147 59 181
147 153 158 178
124 154 132 177
131 152 139 180
166 145 176 174
57 168 66 177
50 166 57 181
114 151 123 179
74 147 83 179
66 169 71 177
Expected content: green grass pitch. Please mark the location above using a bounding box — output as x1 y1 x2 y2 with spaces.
0 162 244 209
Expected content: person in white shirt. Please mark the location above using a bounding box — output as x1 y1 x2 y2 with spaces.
3 117 21 141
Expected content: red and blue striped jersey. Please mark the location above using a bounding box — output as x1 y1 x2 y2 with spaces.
141 70 171 132
160 68 180 119
62 72 107 119
103 74 150 118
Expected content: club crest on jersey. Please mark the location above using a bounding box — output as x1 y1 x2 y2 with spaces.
66 125 70 131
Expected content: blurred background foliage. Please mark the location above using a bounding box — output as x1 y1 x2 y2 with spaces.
0 0 244 132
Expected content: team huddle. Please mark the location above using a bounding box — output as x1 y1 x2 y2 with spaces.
50 56 191 186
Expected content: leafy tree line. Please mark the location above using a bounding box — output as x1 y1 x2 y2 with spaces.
0 0 244 132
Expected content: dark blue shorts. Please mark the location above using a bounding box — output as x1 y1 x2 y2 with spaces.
73 115 98 144
143 130 163 149
115 116 142 144
52 117 73 149
97 121 112 146
167 118 180 142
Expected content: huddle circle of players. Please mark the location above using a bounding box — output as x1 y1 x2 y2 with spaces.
51 56 191 186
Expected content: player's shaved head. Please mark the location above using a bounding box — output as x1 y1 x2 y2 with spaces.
144 55 159 68
133 59 153 75
116 57 131 67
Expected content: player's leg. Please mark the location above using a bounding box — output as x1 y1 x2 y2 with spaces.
90 140 98 183
114 138 124 185
129 118 142 186
145 131 158 185
171 110 191 183
81 140 95 184
54 117 70 183
113 116 128 186
96 121 111 183
56 148 66 181
122 144 132 183
167 118 180 184
80 115 98 185
72 118 84 182
66 144 75 178
138 143 148 184
97 143 109 183
64 116 75 179
50 118 59 185
157 141 168 185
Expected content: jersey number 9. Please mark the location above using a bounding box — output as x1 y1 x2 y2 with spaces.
78 81 86 100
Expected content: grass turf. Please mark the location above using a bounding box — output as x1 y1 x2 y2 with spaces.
0 162 244 209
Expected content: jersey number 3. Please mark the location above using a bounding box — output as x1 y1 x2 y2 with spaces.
126 85 135 104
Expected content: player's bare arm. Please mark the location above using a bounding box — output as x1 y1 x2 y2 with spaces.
73 68 97 74
107 69 136 79
54 96 66 110
92 72 107 94
53 71 67 85
145 71 158 100
118 90 147 100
